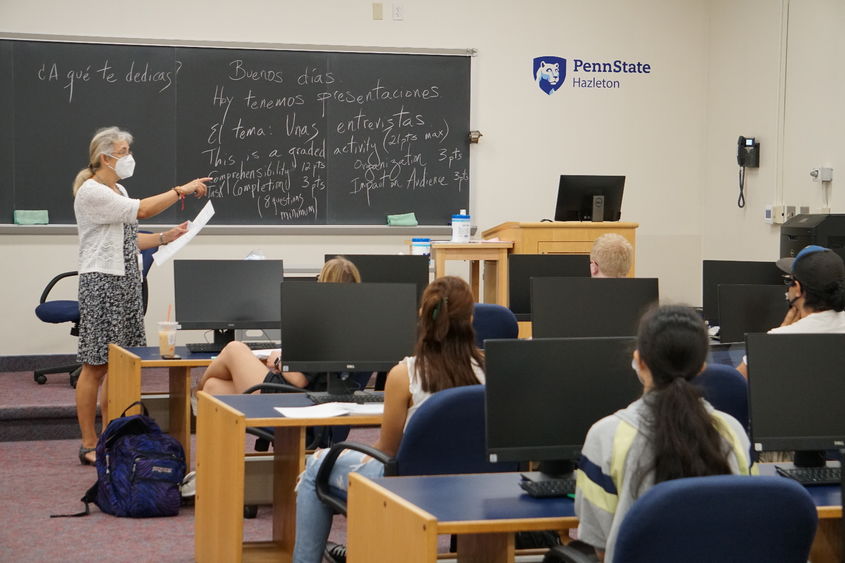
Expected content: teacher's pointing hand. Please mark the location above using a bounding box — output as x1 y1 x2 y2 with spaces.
178 177 213 198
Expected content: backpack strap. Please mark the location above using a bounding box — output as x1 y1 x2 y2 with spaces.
50 481 98 518
120 400 150 418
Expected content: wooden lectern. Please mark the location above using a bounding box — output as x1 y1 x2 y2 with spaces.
481 221 639 272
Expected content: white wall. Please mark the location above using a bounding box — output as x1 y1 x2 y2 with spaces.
3 0 837 356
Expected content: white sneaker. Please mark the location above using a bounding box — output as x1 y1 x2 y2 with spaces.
181 470 196 498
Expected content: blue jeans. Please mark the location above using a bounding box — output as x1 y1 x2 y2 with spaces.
293 448 385 563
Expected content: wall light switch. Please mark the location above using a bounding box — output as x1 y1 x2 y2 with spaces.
392 3 404 20
372 3 383 20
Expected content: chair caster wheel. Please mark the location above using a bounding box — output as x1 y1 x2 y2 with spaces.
244 505 258 519
34 373 47 385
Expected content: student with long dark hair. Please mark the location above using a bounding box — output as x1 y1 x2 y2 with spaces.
292 276 484 563
572 305 754 562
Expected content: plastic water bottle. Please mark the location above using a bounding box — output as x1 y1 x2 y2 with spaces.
451 209 471 242
411 237 432 256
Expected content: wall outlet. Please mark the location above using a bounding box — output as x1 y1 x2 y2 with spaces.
800 206 810 215
768 204 785 224
785 205 797 221
372 3 383 20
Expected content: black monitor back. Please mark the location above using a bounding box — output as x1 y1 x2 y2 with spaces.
325 254 430 304
485 337 640 463
280 282 417 372
508 254 590 321
174 259 284 330
554 175 625 222
746 333 845 452
717 284 787 343
702 260 782 325
531 277 658 338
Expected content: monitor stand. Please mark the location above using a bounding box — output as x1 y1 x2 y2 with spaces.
212 329 236 348
325 372 358 395
535 459 577 479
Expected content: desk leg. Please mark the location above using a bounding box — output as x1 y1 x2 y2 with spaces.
168 366 192 469
195 392 245 563
810 518 843 563
347 473 439 563
457 533 515 563
469 260 480 302
272 426 306 560
106 344 142 426
434 250 446 279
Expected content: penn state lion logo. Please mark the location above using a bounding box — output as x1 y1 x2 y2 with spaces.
533 56 566 95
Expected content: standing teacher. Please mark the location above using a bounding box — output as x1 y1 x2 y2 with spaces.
72 126 210 465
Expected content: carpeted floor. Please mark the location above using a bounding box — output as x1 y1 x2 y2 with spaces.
0 369 379 561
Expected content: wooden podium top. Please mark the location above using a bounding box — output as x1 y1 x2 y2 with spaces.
481 221 639 238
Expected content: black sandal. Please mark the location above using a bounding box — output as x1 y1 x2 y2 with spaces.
78 446 96 466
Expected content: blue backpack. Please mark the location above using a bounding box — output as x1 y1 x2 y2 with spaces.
55 402 187 518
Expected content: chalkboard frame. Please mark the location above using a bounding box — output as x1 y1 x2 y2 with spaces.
0 32 476 229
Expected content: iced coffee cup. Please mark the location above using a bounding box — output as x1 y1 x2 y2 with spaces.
158 321 180 358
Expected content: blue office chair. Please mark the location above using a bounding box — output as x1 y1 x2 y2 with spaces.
693 363 749 431
315 384 519 514
472 303 519 348
544 475 818 563
33 241 158 387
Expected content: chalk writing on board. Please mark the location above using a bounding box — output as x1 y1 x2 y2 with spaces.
5 40 470 225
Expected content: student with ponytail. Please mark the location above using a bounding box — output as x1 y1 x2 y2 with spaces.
292 276 484 563
571 305 754 563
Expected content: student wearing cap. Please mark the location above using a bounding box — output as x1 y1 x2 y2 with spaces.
736 244 845 379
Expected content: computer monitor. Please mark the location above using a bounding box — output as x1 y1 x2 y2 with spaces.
174 259 284 347
554 175 625 222
746 333 845 454
280 282 417 373
508 254 590 321
530 277 658 338
485 337 641 464
701 260 783 325
717 284 787 343
324 254 430 304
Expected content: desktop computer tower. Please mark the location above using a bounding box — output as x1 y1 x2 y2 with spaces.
780 214 845 258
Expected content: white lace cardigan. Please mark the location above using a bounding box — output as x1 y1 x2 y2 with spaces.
74 179 140 276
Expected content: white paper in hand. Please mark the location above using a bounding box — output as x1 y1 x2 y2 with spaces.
154 200 215 266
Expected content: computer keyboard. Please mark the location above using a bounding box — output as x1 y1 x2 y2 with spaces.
519 476 576 498
185 341 280 354
306 392 384 404
775 465 841 486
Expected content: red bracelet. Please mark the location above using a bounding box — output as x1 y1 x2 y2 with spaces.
173 187 185 210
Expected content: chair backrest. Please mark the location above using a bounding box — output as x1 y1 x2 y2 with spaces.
472 303 518 348
613 475 817 563
394 384 519 476
693 363 749 431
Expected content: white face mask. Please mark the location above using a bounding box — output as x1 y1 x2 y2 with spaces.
108 154 136 179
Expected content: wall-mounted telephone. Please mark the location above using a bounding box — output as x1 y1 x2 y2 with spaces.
737 136 760 168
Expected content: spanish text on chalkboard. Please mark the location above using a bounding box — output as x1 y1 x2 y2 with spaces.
0 38 471 225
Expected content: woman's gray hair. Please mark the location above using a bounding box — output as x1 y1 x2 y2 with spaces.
72 126 134 195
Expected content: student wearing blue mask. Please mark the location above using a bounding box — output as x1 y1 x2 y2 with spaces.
73 126 211 465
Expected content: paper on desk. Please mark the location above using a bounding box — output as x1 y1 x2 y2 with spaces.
274 402 384 418
153 200 215 266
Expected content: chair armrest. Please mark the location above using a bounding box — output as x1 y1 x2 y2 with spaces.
314 440 396 515
543 545 599 563
243 382 306 395
39 271 78 304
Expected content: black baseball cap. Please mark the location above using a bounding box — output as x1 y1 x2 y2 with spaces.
776 245 845 291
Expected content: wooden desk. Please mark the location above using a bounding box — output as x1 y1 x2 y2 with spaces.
347 472 577 563
431 241 513 305
195 392 383 563
106 344 213 467
348 468 842 563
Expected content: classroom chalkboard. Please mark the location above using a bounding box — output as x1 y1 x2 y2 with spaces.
0 37 471 225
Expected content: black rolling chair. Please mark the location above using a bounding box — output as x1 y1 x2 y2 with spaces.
33 241 157 387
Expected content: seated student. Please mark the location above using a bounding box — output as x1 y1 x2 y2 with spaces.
569 305 753 563
197 256 363 394
736 245 845 378
589 233 633 278
292 276 485 563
